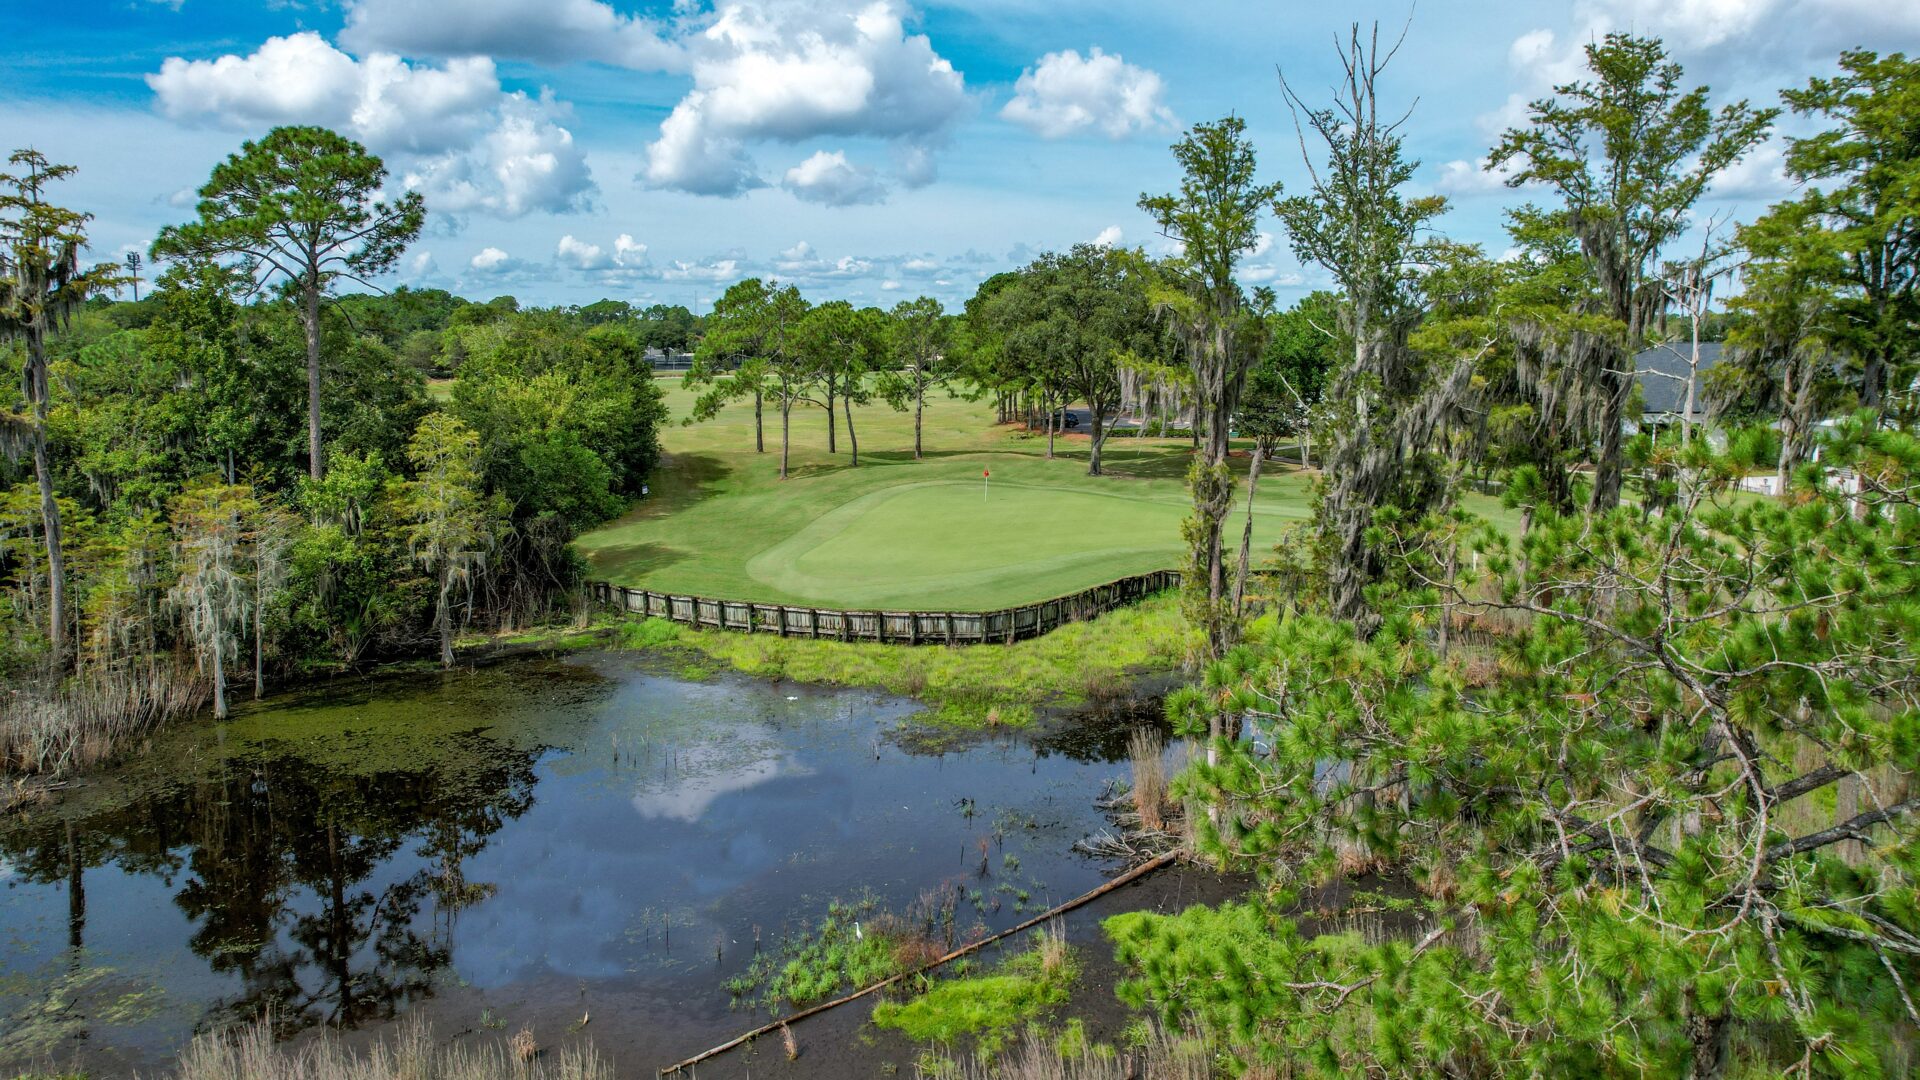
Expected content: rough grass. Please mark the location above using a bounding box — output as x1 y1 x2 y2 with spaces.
614 592 1195 727
162 1016 610 1080
872 926 1078 1053
573 385 1346 610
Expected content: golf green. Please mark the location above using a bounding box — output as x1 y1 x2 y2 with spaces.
741 478 1305 609
575 383 1513 611
577 385 1329 610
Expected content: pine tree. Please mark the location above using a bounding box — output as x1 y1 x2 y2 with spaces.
154 127 425 480
1138 423 1920 1077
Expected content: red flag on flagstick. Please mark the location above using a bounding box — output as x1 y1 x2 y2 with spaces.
983 469 990 478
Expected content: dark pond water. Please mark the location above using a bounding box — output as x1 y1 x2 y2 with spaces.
0 652 1138 1076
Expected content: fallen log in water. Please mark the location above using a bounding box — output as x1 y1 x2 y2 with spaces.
656 849 1181 1077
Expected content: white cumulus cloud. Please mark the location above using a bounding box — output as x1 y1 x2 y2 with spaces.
470 246 519 273
782 149 887 206
639 0 968 198
148 32 594 218
660 256 744 281
1001 47 1173 139
614 234 649 266
1093 225 1123 248
340 0 683 70
1434 155 1532 196
555 234 613 270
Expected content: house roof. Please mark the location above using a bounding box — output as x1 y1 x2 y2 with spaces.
1635 341 1723 415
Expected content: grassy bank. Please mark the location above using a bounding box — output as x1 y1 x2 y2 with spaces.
607 591 1196 727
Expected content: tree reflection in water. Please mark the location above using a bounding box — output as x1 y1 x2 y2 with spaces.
1 729 538 1040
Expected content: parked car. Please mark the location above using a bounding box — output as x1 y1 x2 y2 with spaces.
1048 409 1082 429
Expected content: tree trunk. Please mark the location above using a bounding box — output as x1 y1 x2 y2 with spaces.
1202 385 1232 642
254 577 265 700
1087 401 1106 476
1685 991 1730 1080
1778 352 1817 493
826 374 837 453
1682 320 1701 445
1862 352 1887 413
436 570 455 668
780 389 792 479
31 427 66 669
913 381 925 460
1589 355 1628 512
754 388 764 453
24 325 67 669
1233 443 1263 617
210 625 228 719
303 283 325 480
844 392 859 466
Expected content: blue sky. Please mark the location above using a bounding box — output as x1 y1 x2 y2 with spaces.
5 0 1916 311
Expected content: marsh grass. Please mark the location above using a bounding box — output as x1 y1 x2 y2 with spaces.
872 927 1079 1055
162 1016 610 1080
1127 729 1168 833
613 593 1195 728
1 662 206 776
726 898 940 1012
917 1024 1216 1080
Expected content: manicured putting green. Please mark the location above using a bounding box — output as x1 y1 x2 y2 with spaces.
745 478 1301 609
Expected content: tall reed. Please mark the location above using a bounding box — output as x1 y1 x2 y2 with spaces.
931 1025 1212 1079
162 1016 612 1080
1 660 206 775
1128 728 1167 833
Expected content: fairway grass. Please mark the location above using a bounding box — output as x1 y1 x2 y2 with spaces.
577 383 1323 610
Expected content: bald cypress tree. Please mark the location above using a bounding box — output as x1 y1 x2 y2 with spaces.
1139 116 1279 658
1 150 124 668
1274 23 1452 630
1490 34 1773 511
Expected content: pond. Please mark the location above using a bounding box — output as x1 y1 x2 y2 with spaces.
0 652 1140 1077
